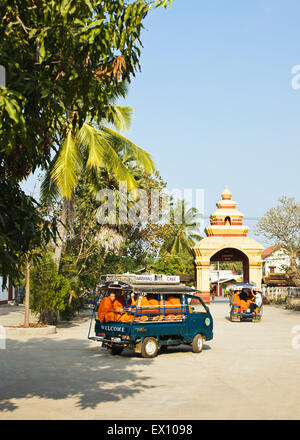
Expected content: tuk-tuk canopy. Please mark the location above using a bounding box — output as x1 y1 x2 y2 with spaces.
228 282 261 292
131 283 199 295
97 280 200 295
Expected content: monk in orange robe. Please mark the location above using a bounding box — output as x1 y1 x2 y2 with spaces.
143 296 159 321
164 296 181 321
112 293 126 321
239 299 251 312
134 294 149 322
166 296 181 305
97 292 116 323
148 297 159 306
118 293 136 323
239 290 252 312
233 292 241 307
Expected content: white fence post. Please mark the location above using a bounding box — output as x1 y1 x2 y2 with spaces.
263 286 289 301
0 325 6 349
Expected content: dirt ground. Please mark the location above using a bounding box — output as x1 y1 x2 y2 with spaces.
0 301 300 420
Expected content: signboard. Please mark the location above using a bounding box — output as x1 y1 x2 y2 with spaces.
162 275 180 283
135 274 155 282
135 274 180 283
105 274 180 284
106 274 136 284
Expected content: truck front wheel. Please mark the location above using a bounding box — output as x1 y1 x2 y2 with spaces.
141 337 158 358
192 334 204 353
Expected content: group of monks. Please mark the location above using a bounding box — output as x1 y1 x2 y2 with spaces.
232 289 261 312
97 290 182 323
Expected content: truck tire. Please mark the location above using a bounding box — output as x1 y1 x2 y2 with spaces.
141 337 158 358
230 313 240 322
110 345 124 355
192 334 204 353
252 316 261 322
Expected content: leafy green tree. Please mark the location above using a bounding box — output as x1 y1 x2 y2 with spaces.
30 254 71 324
0 0 171 180
152 253 195 284
0 178 56 282
0 0 172 279
218 261 243 274
255 196 300 286
41 95 156 268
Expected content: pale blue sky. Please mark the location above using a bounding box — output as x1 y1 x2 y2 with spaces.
21 0 300 247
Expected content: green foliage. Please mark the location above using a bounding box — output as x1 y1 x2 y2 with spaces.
0 0 168 180
160 200 202 256
0 0 172 280
30 255 71 324
49 121 155 199
255 196 300 286
152 253 195 283
218 261 243 273
0 177 57 283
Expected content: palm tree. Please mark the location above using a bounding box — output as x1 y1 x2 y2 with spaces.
160 199 202 256
41 84 155 268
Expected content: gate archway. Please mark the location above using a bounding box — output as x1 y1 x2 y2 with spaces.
210 247 249 283
193 188 264 303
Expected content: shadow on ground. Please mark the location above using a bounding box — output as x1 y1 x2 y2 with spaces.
0 335 155 413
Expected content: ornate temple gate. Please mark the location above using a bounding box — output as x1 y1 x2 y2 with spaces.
193 188 264 304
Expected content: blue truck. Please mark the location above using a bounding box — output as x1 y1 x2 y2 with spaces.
87 275 213 358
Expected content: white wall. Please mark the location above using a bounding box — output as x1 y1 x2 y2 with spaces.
0 276 9 302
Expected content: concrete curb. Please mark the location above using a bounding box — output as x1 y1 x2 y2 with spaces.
4 325 56 336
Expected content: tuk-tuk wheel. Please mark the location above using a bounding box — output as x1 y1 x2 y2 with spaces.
192 334 203 353
230 314 240 322
141 337 158 358
252 316 261 322
110 345 124 355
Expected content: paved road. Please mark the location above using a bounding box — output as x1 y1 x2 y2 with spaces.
0 302 300 420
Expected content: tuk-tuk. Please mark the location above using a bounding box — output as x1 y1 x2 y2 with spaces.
87 274 213 358
229 282 263 322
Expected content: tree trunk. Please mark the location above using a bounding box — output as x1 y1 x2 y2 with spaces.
54 197 68 270
24 257 30 328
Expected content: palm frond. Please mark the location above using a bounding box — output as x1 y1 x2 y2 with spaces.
50 130 81 199
78 122 106 169
108 81 128 101
189 234 202 244
104 105 133 132
96 129 139 191
101 125 155 175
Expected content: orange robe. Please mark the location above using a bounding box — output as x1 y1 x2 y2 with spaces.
133 296 149 322
166 296 181 305
239 300 251 312
119 313 134 323
97 297 113 323
118 296 137 323
233 293 241 307
148 298 159 305
112 298 125 321
165 296 181 320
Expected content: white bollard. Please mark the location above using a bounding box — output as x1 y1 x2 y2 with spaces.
0 325 6 349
